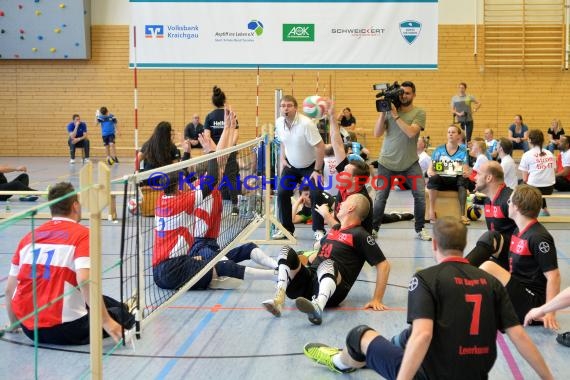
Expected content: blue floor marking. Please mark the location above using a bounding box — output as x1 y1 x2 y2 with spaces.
155 291 231 379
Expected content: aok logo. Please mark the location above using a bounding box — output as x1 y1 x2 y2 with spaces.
283 24 315 42
145 25 164 39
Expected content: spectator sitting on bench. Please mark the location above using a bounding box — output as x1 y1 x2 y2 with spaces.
465 140 489 192
546 119 564 153
497 138 519 189
554 135 570 191
484 128 499 160
427 125 470 225
507 114 529 152
66 114 90 164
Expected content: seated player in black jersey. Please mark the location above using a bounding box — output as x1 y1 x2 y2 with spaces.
465 161 516 268
303 217 552 379
261 193 390 325
480 184 561 330
310 101 375 251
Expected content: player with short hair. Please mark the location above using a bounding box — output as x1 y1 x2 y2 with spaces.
480 184 561 329
66 114 90 164
96 106 118 165
3 182 134 344
262 193 390 325
465 161 516 269
303 216 553 380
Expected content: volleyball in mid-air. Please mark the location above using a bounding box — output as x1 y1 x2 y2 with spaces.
466 205 482 221
127 198 139 215
303 96 327 119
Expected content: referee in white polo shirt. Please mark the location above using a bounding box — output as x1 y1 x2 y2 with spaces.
273 95 325 243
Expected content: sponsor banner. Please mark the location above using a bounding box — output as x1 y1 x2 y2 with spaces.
130 0 438 69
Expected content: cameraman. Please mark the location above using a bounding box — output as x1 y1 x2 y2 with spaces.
372 81 431 241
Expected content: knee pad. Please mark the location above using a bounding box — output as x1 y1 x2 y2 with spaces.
316 259 338 282
214 260 245 279
477 231 503 258
278 245 299 268
346 325 374 362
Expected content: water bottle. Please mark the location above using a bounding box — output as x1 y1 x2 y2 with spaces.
239 195 247 217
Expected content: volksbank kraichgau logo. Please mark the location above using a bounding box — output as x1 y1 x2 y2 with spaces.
145 25 164 39
399 20 421 44
283 24 315 42
247 20 264 36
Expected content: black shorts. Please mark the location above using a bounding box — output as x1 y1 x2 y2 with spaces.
426 174 465 191
505 276 545 323
285 265 350 307
102 134 116 146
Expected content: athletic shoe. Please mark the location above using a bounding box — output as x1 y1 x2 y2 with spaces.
208 276 243 290
125 289 138 313
556 332 570 347
231 206 239 216
83 158 90 163
69 159 75 164
417 228 432 241
19 195 39 202
313 230 325 242
106 157 115 166
303 343 355 374
262 287 286 317
271 230 290 240
313 230 325 250
398 212 414 221
295 297 323 325
113 157 119 163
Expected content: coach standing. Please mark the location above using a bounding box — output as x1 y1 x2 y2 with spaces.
372 81 431 241
273 95 325 242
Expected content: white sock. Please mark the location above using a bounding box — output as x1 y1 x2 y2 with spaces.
244 267 277 281
250 247 278 269
332 354 352 371
276 263 291 290
315 277 336 310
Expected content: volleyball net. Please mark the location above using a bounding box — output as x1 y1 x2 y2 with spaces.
118 137 270 334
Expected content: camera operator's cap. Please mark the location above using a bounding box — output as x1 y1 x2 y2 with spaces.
348 153 364 162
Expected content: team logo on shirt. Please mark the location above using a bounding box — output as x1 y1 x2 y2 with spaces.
367 236 376 246
408 277 419 292
538 241 550 254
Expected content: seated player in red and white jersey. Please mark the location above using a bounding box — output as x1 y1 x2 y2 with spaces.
480 184 561 330
303 217 552 379
3 182 135 345
262 193 390 325
152 108 277 290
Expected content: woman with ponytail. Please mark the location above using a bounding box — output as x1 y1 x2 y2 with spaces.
519 129 556 216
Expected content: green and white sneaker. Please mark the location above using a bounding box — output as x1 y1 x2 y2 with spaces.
303 343 355 374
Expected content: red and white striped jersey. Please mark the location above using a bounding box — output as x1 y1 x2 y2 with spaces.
152 189 223 266
153 191 196 266
9 218 90 329
192 189 222 239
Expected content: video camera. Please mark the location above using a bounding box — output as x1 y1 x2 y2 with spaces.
373 81 403 112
